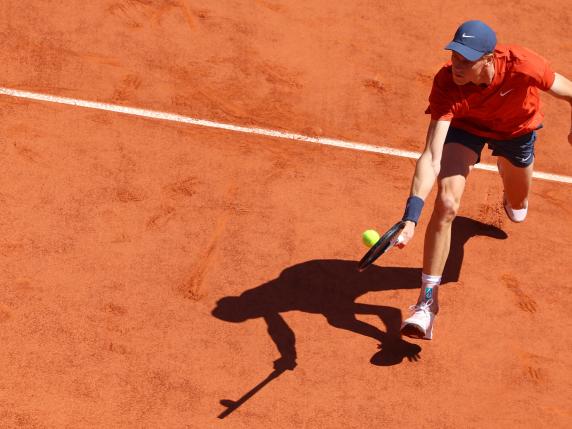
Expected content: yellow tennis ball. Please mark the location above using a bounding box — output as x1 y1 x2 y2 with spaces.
362 229 380 247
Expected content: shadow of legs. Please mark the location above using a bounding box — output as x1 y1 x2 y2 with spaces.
326 304 422 366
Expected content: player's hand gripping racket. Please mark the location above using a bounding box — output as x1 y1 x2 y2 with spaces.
357 221 405 272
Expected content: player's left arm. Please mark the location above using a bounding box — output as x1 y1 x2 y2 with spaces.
547 73 572 145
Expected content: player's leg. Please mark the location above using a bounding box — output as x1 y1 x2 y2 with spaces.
402 142 478 339
423 142 478 306
492 130 536 222
497 156 534 221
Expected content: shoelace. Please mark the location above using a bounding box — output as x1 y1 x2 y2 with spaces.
409 299 434 314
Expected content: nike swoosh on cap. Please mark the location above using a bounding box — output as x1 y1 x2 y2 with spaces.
461 33 476 38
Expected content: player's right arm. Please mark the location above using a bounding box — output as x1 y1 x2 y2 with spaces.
410 119 451 199
398 119 451 247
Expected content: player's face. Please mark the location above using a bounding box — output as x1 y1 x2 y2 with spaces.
450 51 488 85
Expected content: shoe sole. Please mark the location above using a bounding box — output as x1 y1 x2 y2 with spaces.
401 323 427 340
401 323 433 340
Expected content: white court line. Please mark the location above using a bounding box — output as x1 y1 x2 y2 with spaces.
1 86 571 184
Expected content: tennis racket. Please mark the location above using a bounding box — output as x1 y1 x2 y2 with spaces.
357 221 405 272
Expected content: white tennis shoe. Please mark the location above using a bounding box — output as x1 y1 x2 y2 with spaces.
401 299 436 340
503 197 528 222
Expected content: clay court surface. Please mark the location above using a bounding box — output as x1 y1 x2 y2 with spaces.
1 1 571 428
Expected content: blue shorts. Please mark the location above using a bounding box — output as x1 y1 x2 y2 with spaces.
444 126 540 168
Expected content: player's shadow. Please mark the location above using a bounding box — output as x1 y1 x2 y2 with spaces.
212 216 506 417
442 215 507 283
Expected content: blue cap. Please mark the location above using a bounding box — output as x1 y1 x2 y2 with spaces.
445 20 497 61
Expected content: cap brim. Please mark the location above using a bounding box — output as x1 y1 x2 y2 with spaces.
444 41 484 61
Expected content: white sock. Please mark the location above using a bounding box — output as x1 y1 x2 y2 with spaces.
421 273 442 302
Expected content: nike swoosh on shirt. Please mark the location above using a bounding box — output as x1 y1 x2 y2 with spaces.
500 89 514 96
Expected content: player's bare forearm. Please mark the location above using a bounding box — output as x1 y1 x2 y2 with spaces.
548 73 572 144
410 151 439 201
408 120 451 201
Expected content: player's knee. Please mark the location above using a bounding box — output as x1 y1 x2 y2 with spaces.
434 194 459 224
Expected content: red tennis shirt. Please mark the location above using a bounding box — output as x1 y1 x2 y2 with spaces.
426 44 556 140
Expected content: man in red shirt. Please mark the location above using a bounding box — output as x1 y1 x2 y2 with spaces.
397 20 572 340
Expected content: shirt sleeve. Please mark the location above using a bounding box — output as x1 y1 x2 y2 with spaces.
425 67 458 121
519 48 556 90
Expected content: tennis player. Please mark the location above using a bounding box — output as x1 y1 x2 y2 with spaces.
397 20 572 340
